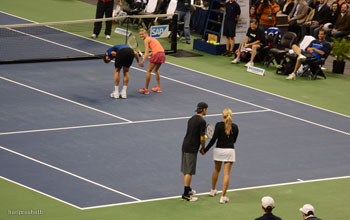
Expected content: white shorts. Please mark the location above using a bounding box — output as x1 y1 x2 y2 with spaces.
213 148 235 162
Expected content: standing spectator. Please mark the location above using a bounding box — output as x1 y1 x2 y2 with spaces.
281 0 295 15
201 108 239 204
255 196 282 220
92 0 121 40
256 0 281 32
299 204 322 220
300 0 330 38
138 29 165 94
288 0 309 34
231 19 265 67
222 0 241 57
175 0 192 44
181 102 208 202
326 3 350 40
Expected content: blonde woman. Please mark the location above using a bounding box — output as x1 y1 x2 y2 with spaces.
201 108 239 204
138 28 165 94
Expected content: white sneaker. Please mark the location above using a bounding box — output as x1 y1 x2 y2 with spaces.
297 54 306 62
209 189 218 197
189 189 196 196
245 61 254 67
91 34 97 39
110 91 120 98
120 90 127 99
231 57 240 64
286 73 296 80
219 196 229 204
105 35 111 40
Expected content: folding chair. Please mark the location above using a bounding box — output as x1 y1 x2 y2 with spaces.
265 32 297 68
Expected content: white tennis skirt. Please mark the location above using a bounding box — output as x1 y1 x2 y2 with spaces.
213 148 235 162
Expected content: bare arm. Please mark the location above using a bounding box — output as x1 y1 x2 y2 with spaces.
139 38 151 66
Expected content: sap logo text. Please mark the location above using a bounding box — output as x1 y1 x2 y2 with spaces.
150 25 169 38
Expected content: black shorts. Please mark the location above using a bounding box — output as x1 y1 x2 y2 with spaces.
115 48 134 68
181 152 197 175
301 51 317 62
223 20 236 37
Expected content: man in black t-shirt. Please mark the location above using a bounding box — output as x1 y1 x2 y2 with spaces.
231 19 265 67
181 102 208 202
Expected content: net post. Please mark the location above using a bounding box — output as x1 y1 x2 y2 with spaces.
170 13 178 53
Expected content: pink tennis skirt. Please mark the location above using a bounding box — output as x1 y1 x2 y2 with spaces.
150 52 165 63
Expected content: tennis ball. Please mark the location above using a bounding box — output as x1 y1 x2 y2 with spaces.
205 135 208 139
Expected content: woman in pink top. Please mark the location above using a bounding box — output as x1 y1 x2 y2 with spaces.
138 28 166 94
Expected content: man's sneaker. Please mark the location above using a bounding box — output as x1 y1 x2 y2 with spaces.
139 88 150 94
245 61 254 67
297 54 306 62
105 35 111 40
120 91 127 99
110 91 120 99
151 87 162 93
219 196 229 204
209 189 218 197
231 57 240 64
286 73 296 80
189 189 196 196
182 195 198 202
226 51 233 57
91 34 97 39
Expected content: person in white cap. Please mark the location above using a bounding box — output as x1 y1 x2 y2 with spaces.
255 196 282 220
299 204 322 220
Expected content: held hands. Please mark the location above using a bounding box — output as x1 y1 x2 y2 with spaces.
200 148 206 155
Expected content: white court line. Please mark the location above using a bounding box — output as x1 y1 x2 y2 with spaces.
2 10 349 119
0 76 132 123
0 146 141 202
7 27 94 56
0 176 82 210
81 175 350 209
0 110 270 136
165 62 350 118
2 11 348 135
2 10 349 210
132 66 350 136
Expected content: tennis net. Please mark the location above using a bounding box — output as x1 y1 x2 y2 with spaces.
0 14 177 64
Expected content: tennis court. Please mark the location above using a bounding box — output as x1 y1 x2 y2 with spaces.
1 4 350 220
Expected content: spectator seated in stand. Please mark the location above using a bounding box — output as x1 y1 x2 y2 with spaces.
288 0 309 37
313 2 340 38
281 0 295 15
325 3 350 41
300 0 330 40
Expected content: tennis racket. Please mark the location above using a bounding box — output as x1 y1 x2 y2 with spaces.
206 124 215 139
127 34 143 57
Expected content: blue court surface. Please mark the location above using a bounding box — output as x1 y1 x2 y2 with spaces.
0 12 349 209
